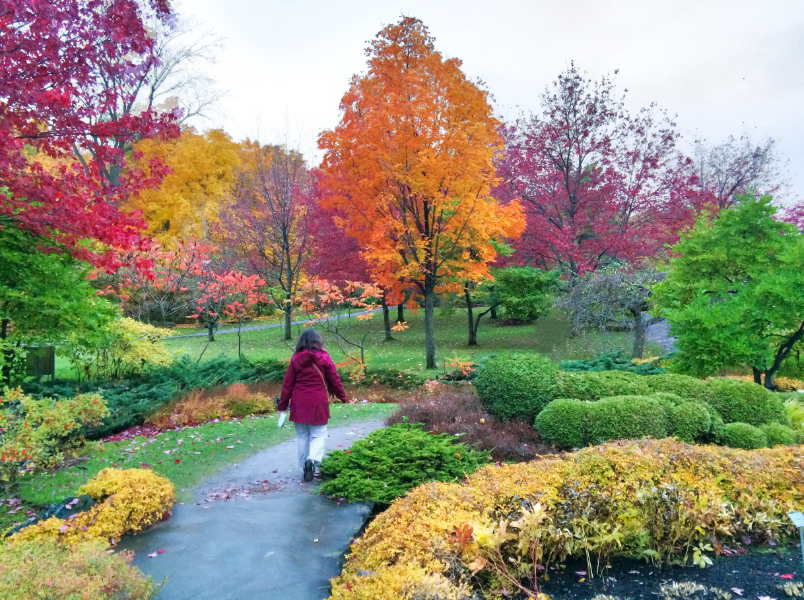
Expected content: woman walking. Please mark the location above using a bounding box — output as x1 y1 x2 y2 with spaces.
277 328 350 482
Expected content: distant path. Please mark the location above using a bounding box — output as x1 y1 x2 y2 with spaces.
166 308 379 339
119 419 385 600
646 319 677 353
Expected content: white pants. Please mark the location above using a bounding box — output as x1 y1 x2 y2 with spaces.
295 423 328 468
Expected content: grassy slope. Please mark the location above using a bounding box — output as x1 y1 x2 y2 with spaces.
158 312 659 374
4 403 397 531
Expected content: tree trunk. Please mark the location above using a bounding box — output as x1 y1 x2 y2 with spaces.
0 318 9 384
397 302 404 323
489 286 498 320
284 293 292 341
381 295 394 341
752 367 763 385
464 283 477 346
763 321 804 390
206 321 216 342
423 281 437 369
630 308 645 359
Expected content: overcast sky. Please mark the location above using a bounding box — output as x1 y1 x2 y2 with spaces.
180 0 804 200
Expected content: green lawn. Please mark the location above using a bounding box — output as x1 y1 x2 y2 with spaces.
159 311 660 373
2 403 397 533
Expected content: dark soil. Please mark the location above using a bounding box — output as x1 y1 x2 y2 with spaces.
532 545 802 600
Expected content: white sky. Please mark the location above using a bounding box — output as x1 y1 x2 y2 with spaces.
181 0 804 200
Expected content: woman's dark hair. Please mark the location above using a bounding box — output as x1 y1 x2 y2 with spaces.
295 328 324 353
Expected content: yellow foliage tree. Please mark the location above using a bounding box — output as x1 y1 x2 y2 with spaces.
318 17 525 368
125 127 240 242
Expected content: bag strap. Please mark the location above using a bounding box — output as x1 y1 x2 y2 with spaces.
312 363 328 390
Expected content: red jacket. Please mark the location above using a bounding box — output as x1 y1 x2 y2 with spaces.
277 349 348 425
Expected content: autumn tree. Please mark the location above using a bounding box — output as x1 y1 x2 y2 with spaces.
222 142 314 341
318 17 525 368
692 134 789 209
124 127 241 242
307 189 406 341
0 0 179 270
496 63 695 284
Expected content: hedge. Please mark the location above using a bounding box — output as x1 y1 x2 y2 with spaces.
473 353 558 422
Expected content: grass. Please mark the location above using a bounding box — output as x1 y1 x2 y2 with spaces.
157 311 661 374
1 402 398 533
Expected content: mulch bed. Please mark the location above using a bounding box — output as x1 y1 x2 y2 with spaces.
531 545 802 600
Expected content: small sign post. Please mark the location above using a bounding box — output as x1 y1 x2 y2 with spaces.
788 511 804 574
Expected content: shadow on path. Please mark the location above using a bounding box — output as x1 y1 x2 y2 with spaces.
119 420 384 600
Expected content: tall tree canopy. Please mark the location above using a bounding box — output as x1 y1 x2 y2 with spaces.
496 63 695 282
318 17 524 368
0 0 179 270
652 194 804 388
125 127 241 243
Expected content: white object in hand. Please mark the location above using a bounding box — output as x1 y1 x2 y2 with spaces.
277 412 287 428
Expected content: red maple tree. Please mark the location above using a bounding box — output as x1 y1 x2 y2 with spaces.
495 64 697 282
0 0 180 270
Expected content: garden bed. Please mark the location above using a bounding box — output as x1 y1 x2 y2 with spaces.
538 546 800 600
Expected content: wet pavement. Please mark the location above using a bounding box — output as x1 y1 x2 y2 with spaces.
119 420 384 600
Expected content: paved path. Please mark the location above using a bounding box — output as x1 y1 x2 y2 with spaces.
645 318 677 353
166 309 379 339
119 420 384 600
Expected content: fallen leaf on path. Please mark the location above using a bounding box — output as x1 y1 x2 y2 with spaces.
731 588 743 595
781 574 794 579
148 553 157 558
158 549 166 554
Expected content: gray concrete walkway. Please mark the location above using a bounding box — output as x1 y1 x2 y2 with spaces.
645 318 677 353
119 420 384 600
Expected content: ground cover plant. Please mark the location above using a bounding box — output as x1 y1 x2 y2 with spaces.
10 467 174 545
560 351 666 374
319 422 489 504
328 439 804 600
147 382 278 429
0 539 156 600
387 385 551 462
23 355 288 439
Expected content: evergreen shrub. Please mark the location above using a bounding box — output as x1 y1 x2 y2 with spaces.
721 422 769 450
706 378 790 427
760 422 798 447
561 351 666 375
640 372 712 402
319 423 489 504
534 399 588 449
586 395 669 445
474 353 559 421
668 401 712 443
553 370 651 401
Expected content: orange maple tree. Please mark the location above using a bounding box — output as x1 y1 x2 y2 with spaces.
317 17 525 368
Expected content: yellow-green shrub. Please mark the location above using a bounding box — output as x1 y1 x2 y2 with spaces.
148 382 277 429
0 388 109 482
0 539 155 599
330 439 804 600
10 468 174 545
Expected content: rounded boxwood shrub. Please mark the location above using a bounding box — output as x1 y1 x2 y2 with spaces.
668 401 712 443
721 422 768 449
651 392 684 411
535 399 588 449
640 373 712 403
586 396 669 445
705 379 790 427
474 353 559 421
553 370 651 402
760 423 797 447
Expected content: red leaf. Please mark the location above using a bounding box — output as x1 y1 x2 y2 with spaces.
782 574 795 580
175 459 180 464
158 549 166 554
